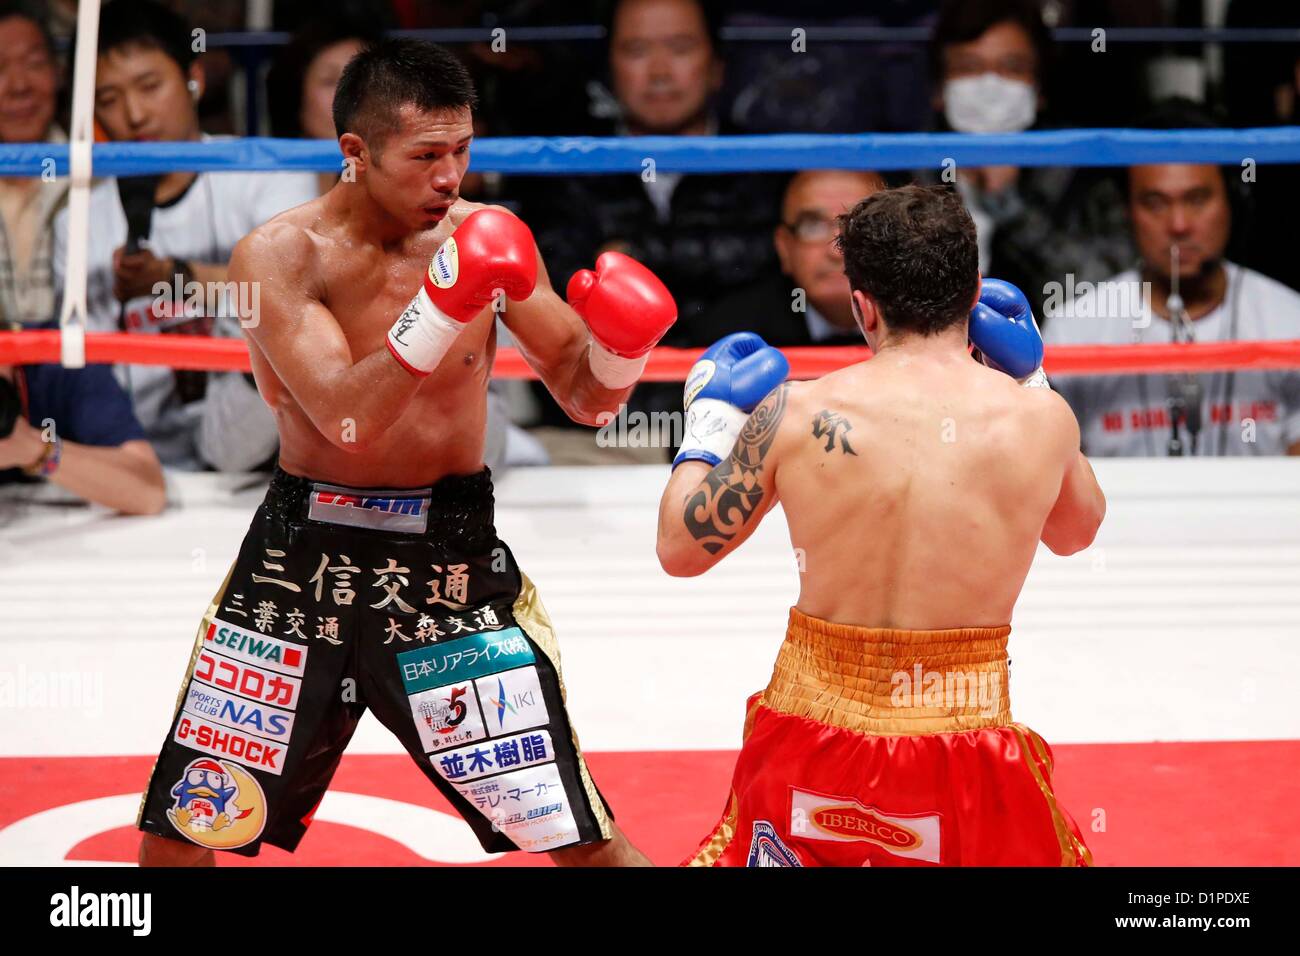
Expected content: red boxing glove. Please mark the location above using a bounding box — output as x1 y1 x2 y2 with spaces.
387 208 538 376
567 251 677 389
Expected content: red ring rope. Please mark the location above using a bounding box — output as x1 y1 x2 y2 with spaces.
2 330 1299 379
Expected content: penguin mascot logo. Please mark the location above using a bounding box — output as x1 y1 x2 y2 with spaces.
167 758 267 849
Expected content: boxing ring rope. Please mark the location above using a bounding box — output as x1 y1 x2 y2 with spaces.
103 25 1300 49
5 128 1298 379
50 0 102 371
4 127 1300 175
2 330 1299 380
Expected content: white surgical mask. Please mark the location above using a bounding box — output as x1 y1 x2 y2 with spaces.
943 73 1037 134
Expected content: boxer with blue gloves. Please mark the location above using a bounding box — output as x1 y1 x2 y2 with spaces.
969 277 1050 388
657 184 1105 868
674 332 791 469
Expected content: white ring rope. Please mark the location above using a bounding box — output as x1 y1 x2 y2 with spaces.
55 0 104 370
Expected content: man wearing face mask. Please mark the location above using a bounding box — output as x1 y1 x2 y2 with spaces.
928 0 1131 315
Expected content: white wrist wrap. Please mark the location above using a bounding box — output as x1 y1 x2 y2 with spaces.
386 285 463 376
587 339 647 390
1020 367 1051 389
676 398 750 466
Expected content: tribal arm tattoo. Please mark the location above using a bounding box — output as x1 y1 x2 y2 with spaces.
682 384 790 554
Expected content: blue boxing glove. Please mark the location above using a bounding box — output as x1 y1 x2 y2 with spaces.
969 278 1050 388
673 332 790 468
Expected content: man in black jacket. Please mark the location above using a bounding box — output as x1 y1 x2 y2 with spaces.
694 169 885 348
518 0 785 439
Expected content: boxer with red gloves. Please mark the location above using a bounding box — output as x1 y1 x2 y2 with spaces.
137 39 670 869
385 206 540 376
567 251 678 390
388 215 675 389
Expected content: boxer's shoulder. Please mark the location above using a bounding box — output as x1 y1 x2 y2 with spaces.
1021 383 1078 429
755 379 820 448
231 215 320 285
792 365 859 409
745 377 805 422
248 192 331 246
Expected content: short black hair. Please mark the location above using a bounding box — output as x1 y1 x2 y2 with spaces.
332 38 478 149
1133 95 1223 132
1124 96 1255 261
0 0 56 59
97 0 194 72
266 13 381 137
835 185 979 336
929 0 1053 86
1126 97 1231 195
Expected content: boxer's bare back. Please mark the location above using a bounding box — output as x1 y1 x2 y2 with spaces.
659 330 1105 629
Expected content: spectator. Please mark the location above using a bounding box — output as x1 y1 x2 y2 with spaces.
723 2 935 134
170 0 247 136
1044 100 1300 457
928 0 1131 315
0 1 67 328
0 350 166 514
269 19 507 203
523 0 784 343
53 0 317 472
694 169 885 346
266 13 380 195
518 0 784 444
452 2 603 139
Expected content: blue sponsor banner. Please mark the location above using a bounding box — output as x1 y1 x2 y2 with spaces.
398 627 535 694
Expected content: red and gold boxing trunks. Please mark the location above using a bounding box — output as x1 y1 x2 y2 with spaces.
688 608 1091 867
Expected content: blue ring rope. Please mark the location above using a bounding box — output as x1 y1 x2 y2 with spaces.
48 25 1300 50
3 129 1299 177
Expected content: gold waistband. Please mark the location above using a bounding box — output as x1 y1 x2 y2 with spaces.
760 607 1012 736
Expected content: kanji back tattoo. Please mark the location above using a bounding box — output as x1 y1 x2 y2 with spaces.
811 409 857 455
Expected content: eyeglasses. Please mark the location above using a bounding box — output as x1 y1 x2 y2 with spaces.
782 216 838 244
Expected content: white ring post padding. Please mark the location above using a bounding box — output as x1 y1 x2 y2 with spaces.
56 0 103 370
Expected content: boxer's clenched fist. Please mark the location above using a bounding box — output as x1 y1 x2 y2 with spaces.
566 251 676 389
673 332 789 468
387 208 538 376
970 278 1049 388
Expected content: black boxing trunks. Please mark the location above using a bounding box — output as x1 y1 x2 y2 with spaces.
136 466 614 856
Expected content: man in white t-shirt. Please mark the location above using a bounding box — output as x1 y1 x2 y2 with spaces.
1044 157 1300 457
53 0 317 470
